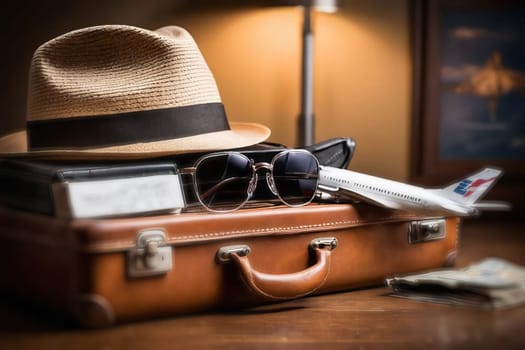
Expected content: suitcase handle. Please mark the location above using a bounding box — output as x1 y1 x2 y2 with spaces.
219 238 337 300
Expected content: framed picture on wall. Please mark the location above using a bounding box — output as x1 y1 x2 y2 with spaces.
410 0 525 212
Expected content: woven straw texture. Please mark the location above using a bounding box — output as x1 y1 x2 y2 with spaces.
28 25 222 121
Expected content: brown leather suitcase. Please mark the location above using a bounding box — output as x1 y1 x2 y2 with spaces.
0 203 459 327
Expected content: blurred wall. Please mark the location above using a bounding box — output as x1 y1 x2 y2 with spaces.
0 0 411 180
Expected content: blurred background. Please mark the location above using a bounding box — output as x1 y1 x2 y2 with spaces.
0 0 412 179
1 0 523 214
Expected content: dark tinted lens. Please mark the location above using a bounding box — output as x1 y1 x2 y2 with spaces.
272 151 319 206
194 153 253 211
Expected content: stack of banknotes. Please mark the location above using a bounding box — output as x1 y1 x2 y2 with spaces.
386 257 525 309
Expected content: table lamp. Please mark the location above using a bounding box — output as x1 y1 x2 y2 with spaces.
270 0 339 146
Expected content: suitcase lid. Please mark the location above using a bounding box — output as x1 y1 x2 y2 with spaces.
0 203 446 253
0 203 432 253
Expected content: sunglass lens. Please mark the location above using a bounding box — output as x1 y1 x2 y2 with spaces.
194 153 253 211
272 151 319 206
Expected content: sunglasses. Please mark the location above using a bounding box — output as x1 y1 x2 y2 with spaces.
181 150 320 212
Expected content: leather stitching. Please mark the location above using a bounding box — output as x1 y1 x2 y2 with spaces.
79 213 426 251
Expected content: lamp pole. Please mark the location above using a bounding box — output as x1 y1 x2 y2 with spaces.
298 4 314 146
271 0 338 146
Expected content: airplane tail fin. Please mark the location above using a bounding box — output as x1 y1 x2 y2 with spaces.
438 167 503 205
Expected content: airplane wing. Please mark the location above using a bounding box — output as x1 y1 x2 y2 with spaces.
317 184 405 210
344 189 406 210
318 166 410 210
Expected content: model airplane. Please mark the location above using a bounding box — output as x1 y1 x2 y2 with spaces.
318 166 510 216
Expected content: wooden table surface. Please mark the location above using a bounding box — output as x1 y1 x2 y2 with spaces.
1 218 524 350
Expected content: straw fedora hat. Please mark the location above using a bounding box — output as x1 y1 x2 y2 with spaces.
0 25 270 159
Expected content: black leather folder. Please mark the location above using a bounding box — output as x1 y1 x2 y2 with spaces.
0 138 355 218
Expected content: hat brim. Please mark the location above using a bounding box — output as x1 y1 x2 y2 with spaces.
0 122 271 160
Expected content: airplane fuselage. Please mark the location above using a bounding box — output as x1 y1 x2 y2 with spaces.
318 167 477 216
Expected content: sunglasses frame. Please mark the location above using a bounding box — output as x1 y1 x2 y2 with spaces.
181 149 320 213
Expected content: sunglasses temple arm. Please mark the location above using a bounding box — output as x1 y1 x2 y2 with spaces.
180 167 196 175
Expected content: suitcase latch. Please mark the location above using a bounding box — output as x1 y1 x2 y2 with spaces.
310 237 338 250
408 219 446 244
127 230 173 278
216 245 251 264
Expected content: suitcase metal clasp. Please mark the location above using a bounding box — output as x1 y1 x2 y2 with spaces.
127 229 173 278
216 245 251 264
408 219 446 244
310 237 338 250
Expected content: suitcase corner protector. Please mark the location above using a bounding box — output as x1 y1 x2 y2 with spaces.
71 294 115 328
